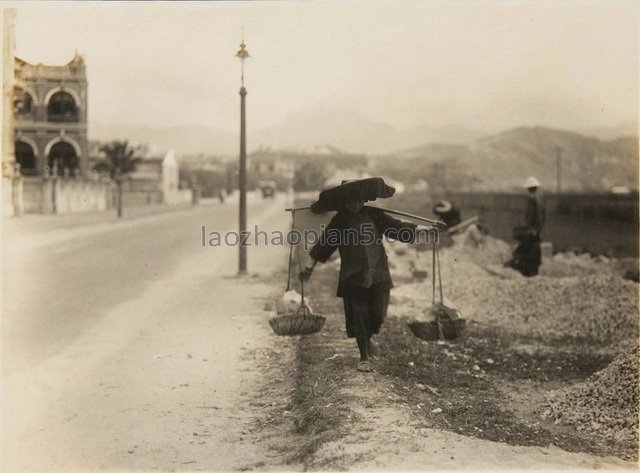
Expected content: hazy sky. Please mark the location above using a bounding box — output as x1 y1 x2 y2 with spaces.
8 1 639 133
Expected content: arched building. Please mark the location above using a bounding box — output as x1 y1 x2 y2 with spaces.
13 54 88 177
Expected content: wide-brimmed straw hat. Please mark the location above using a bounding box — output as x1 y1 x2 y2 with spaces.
433 200 453 214
310 177 395 214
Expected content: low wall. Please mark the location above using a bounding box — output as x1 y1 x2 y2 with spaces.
116 191 163 207
56 179 111 214
116 188 193 207
392 191 639 257
22 177 112 214
446 192 638 222
23 177 49 213
3 176 23 216
164 188 193 205
18 178 200 215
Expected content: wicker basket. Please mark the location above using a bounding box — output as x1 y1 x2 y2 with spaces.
407 318 466 341
406 303 466 341
269 305 325 336
406 320 440 341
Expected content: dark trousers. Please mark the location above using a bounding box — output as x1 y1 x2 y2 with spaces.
342 283 390 339
511 236 542 277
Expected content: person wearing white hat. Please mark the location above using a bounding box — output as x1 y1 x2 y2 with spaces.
524 177 545 232
508 177 545 276
525 176 541 190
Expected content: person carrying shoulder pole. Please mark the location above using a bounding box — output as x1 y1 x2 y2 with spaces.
298 178 435 373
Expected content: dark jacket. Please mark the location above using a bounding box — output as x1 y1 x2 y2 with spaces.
310 207 418 297
435 207 462 227
525 192 545 231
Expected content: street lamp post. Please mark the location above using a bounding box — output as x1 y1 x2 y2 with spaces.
236 37 250 274
287 162 295 207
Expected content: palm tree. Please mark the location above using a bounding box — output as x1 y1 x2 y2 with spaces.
94 140 142 218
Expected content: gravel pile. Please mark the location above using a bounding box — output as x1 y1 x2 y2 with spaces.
387 236 639 449
388 242 639 343
540 252 638 279
541 344 639 444
460 235 512 268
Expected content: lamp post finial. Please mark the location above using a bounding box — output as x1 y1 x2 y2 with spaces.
235 32 250 87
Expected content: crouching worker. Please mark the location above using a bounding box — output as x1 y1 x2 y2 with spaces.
299 180 434 373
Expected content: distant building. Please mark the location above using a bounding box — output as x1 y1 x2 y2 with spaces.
124 150 179 192
250 154 291 177
248 146 368 191
93 148 190 206
3 8 19 216
324 169 371 187
13 53 88 177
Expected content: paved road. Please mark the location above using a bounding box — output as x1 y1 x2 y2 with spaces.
2 196 291 471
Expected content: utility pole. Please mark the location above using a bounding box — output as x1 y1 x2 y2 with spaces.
236 35 250 274
555 146 562 194
287 162 295 207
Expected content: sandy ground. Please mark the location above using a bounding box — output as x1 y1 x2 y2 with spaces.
2 196 294 472
290 224 637 470
291 313 636 470
310 363 635 470
3 196 637 472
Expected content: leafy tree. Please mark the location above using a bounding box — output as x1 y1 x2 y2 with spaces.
94 140 143 218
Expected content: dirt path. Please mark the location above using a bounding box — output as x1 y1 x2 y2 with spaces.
4 197 637 471
286 310 634 470
2 196 298 472
312 367 634 470
281 208 637 469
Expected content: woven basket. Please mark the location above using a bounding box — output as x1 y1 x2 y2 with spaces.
406 318 466 341
406 320 440 341
269 305 325 336
406 303 466 341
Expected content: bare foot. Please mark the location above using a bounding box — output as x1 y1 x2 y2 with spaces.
357 360 373 372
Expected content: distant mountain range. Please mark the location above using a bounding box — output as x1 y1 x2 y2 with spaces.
90 106 635 158
377 127 638 191
247 106 485 155
89 123 239 157
89 105 486 156
578 122 638 141
90 107 637 191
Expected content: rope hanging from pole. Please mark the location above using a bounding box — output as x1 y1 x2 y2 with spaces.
286 210 296 292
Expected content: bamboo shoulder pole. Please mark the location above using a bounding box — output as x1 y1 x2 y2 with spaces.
446 215 479 235
284 205 447 228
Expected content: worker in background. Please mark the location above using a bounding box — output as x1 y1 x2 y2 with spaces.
432 200 461 247
524 176 545 232
509 176 545 276
433 200 462 227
